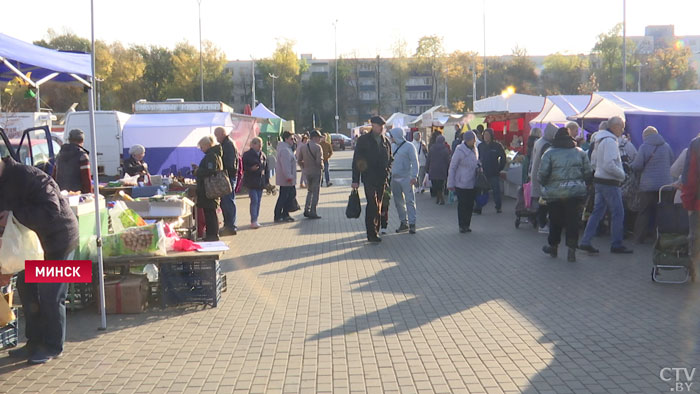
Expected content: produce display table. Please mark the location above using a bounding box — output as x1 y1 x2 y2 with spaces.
102 251 225 308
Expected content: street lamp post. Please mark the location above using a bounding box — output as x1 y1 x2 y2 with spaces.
268 73 278 113
197 0 204 101
622 0 627 91
251 56 256 108
483 0 487 98
334 20 339 134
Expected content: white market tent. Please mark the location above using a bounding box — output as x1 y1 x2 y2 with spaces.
569 90 700 121
385 112 417 128
0 31 109 328
473 93 545 114
409 105 465 128
529 95 590 130
251 103 284 120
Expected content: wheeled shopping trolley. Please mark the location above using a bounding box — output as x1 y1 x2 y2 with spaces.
652 185 694 284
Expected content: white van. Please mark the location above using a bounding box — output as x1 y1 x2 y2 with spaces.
63 111 131 177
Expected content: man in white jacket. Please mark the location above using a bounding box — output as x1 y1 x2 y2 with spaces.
579 116 633 254
390 128 420 234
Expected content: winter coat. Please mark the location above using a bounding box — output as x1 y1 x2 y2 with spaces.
297 140 324 177
426 135 450 181
682 137 700 211
352 132 392 187
447 142 479 190
54 143 92 193
478 140 506 177
389 128 419 181
123 156 149 182
196 144 224 209
411 139 428 167
538 137 592 200
529 123 558 198
591 130 626 184
0 157 79 259
671 148 687 180
630 132 674 192
220 136 239 178
242 149 269 190
276 141 297 187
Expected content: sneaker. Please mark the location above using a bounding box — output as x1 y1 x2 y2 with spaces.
327 182 333 187
578 244 599 254
380 228 387 235
303 211 310 218
219 227 237 236
409 224 416 234
28 350 61 365
308 214 322 219
542 245 557 258
368 236 382 243
459 227 467 233
250 222 261 229
567 247 576 262
396 223 409 233
496 208 502 213
538 225 549 234
8 345 34 359
473 208 482 215
611 246 633 254
283 217 295 222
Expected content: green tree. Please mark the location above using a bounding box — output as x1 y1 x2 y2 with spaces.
541 53 590 94
644 46 698 91
256 40 306 121
135 46 174 101
414 35 446 106
503 47 539 95
34 28 90 52
591 24 637 91
301 73 334 130
390 39 410 113
445 51 480 111
105 42 146 112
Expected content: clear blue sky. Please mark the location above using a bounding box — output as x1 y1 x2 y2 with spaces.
4 0 699 60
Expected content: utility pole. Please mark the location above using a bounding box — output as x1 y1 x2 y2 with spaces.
472 65 477 111
269 73 278 113
444 65 448 107
334 20 339 134
483 0 487 98
622 0 627 91
251 57 256 108
376 55 381 115
198 0 204 101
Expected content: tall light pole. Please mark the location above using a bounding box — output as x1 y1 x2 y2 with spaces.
334 20 339 134
268 73 278 113
471 64 477 111
251 56 256 108
483 0 487 98
197 0 204 101
622 0 627 91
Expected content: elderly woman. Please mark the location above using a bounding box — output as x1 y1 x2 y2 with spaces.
630 126 675 244
426 135 451 205
124 144 149 182
242 137 269 229
196 135 224 241
447 131 480 233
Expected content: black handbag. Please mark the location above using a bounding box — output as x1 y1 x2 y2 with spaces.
346 189 361 219
475 166 491 191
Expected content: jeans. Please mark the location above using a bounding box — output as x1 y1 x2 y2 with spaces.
305 173 321 215
456 188 476 229
220 176 237 230
16 249 74 355
391 178 416 225
633 190 673 242
581 183 625 248
364 183 386 239
203 207 219 241
323 160 331 185
547 198 582 249
274 186 296 220
475 176 502 210
249 188 263 223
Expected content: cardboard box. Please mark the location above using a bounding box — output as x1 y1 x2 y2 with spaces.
101 275 149 314
70 194 106 216
124 198 194 218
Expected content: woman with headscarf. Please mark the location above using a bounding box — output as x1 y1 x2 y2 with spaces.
447 131 480 233
538 127 592 262
425 135 451 205
123 144 149 183
195 135 224 241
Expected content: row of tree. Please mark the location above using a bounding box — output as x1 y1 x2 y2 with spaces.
1 26 697 132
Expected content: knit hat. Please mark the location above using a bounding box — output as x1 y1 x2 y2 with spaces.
463 131 476 143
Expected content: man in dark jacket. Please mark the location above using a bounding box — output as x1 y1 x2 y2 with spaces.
476 128 506 213
0 156 79 364
352 116 393 242
214 127 239 236
242 137 269 229
54 128 92 194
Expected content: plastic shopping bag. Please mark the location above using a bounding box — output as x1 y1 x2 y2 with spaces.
0 212 44 274
422 174 432 189
346 189 361 219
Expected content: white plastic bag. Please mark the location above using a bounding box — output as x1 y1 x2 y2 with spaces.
0 212 44 274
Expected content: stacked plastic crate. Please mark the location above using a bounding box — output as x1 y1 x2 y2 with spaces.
0 276 18 349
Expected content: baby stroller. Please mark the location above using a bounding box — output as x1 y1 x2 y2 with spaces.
514 184 538 229
652 184 694 284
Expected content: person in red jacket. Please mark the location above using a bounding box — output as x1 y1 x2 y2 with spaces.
681 135 700 268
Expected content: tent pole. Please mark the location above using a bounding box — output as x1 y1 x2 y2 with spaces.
89 0 107 330
36 86 40 112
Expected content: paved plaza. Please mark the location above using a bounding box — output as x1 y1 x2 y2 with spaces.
1 151 699 393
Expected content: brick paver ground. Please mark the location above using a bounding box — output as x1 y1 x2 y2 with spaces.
1 151 699 393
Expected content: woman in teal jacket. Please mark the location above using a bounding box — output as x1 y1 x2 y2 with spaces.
538 127 593 262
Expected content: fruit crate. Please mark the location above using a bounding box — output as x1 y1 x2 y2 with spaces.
0 276 18 350
159 260 225 308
